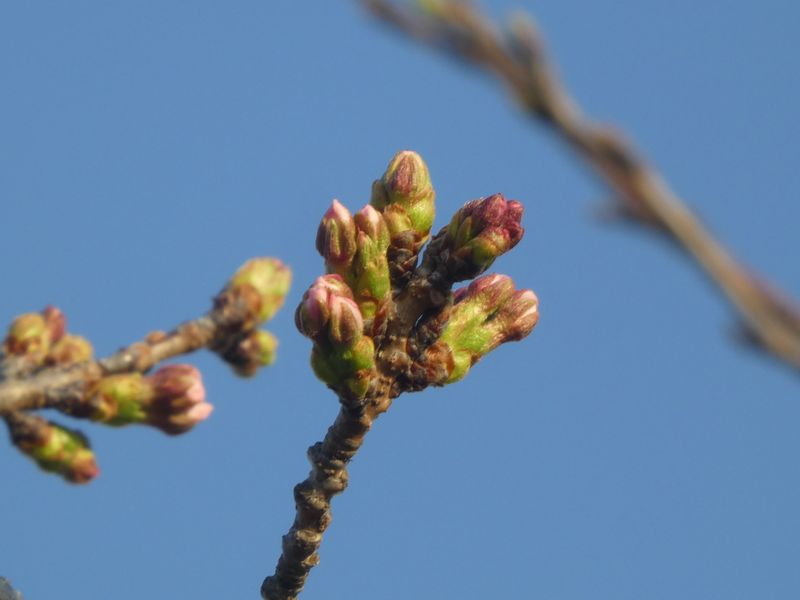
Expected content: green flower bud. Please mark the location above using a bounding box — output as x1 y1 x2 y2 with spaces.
9 415 99 484
418 274 539 386
371 150 435 235
3 305 65 360
223 258 292 326
86 373 151 425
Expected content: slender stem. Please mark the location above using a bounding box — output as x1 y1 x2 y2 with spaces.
363 0 800 371
261 400 389 600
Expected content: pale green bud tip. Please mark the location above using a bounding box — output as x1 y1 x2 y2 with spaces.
316 200 357 268
228 258 292 323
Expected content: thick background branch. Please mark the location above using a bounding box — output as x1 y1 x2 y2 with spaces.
363 0 800 372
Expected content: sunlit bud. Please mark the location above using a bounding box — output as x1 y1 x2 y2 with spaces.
9 415 99 484
223 258 292 325
371 150 436 236
420 275 538 386
225 329 279 377
146 364 212 435
310 336 376 400
328 295 364 347
316 200 358 273
46 334 94 366
295 275 356 342
87 373 151 424
354 205 390 251
443 194 524 280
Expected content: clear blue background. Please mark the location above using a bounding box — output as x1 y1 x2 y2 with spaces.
2 2 799 598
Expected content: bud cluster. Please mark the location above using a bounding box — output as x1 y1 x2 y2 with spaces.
301 150 538 401
214 257 291 376
2 306 93 371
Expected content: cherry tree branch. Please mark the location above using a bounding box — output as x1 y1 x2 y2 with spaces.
363 0 800 372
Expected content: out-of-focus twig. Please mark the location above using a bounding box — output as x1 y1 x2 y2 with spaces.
363 0 800 372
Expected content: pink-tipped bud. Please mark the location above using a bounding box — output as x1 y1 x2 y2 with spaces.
316 200 357 270
146 365 212 435
354 205 390 250
328 295 365 347
444 194 525 280
295 274 356 341
496 289 539 342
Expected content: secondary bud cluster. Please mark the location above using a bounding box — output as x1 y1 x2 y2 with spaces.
301 150 538 401
2 306 94 372
8 414 99 484
80 364 212 435
214 257 291 376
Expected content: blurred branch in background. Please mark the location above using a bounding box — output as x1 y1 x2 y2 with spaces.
363 0 800 373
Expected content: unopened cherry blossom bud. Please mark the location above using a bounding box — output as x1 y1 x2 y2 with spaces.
223 258 292 326
295 275 361 345
86 373 150 424
3 305 65 359
225 329 279 377
8 414 99 484
146 364 212 435
46 334 94 366
316 200 357 273
328 295 364 347
371 150 436 235
442 194 524 280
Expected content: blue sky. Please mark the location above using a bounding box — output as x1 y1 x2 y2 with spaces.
1 2 799 598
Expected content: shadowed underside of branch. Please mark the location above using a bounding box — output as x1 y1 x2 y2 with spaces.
363 0 800 373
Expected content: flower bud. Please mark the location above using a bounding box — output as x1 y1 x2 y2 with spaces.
223 258 292 325
354 205 390 251
224 329 279 377
46 334 94 366
146 364 212 435
371 151 437 284
419 274 538 385
348 205 392 319
442 194 524 280
328 295 364 347
316 200 357 273
86 373 151 424
3 305 65 359
9 415 99 484
295 275 363 346
371 150 436 235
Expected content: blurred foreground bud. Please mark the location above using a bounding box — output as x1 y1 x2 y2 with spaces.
316 200 357 274
221 258 292 327
9 415 99 484
85 365 212 435
3 306 65 360
419 274 538 385
371 151 436 283
440 194 524 281
223 329 278 377
46 335 94 366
